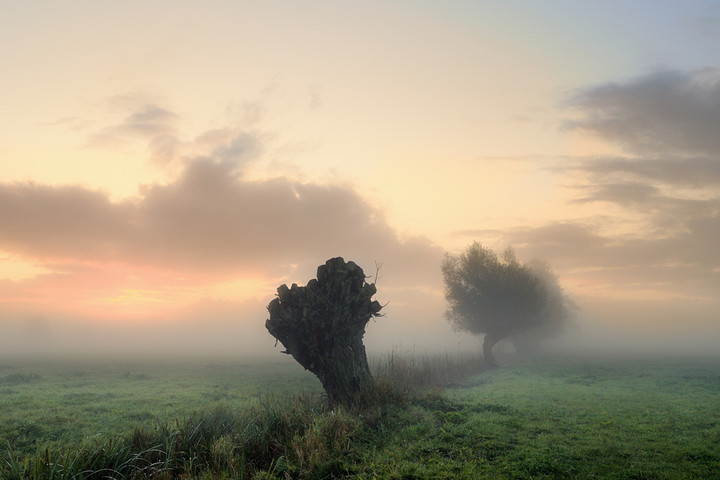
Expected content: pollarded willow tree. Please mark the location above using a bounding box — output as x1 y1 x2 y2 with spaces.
266 257 383 406
442 242 564 367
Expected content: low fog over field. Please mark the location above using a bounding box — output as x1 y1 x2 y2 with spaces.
1 2 719 361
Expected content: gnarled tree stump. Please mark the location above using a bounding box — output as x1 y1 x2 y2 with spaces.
266 257 383 406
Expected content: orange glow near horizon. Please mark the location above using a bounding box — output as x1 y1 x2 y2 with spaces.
0 255 276 323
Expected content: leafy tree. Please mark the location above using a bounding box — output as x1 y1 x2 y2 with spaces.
266 257 383 406
442 242 564 367
511 259 577 354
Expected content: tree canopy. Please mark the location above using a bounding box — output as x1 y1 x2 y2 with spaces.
442 242 570 366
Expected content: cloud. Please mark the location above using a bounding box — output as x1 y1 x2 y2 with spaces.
0 182 132 260
0 159 439 273
574 156 720 187
88 103 179 147
571 182 717 235
565 68 720 157
540 67 720 303
494 220 720 304
0 156 443 328
82 98 188 169
84 95 267 170
130 158 422 274
573 181 660 205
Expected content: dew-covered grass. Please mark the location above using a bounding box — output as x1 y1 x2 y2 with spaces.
2 352 719 479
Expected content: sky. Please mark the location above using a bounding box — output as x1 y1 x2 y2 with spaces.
1 1 719 357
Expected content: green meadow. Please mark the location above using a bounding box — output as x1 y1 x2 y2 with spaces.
0 356 322 456
1 352 719 479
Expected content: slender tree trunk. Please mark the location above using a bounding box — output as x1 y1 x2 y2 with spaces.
483 332 503 368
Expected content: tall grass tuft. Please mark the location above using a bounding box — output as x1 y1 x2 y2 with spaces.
2 392 357 479
371 349 484 393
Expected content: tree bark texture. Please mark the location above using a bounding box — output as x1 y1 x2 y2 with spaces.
266 257 382 406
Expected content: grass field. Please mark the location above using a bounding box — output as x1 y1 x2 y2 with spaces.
0 355 322 457
357 354 720 479
1 352 719 479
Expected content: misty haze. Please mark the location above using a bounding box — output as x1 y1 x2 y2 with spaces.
2 1 720 478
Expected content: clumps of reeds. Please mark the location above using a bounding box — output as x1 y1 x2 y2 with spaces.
371 349 485 392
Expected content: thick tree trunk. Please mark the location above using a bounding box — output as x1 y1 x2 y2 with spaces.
315 343 374 406
483 332 504 368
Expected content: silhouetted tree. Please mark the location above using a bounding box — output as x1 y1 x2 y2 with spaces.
266 257 383 406
442 242 555 367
